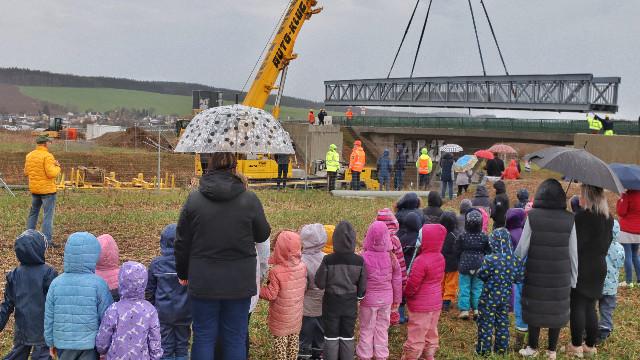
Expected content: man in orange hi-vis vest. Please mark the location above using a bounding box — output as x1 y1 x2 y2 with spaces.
345 108 354 121
416 147 433 190
349 140 366 190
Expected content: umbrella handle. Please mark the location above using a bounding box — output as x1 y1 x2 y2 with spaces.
565 178 573 195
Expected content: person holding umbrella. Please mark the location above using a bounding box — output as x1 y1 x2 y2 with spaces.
439 152 455 200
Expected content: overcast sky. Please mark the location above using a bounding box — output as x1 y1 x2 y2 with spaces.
1 0 639 119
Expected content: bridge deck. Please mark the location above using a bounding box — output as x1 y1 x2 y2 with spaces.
324 74 620 113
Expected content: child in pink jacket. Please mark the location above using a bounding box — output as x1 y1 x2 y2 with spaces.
401 224 446 360
356 221 402 360
260 231 308 360
376 208 408 325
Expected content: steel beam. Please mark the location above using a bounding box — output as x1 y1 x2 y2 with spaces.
324 74 621 113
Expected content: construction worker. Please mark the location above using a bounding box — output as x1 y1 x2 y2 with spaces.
25 135 61 247
325 144 340 191
586 112 603 134
603 115 615 136
349 140 366 191
318 109 328 126
416 147 433 190
308 109 315 125
345 107 354 121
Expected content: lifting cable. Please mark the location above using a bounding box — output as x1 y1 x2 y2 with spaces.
241 0 292 93
410 0 435 78
387 0 422 78
467 0 486 76
480 0 509 75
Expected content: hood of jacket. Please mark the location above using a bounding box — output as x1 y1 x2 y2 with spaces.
160 224 177 256
442 152 453 160
459 199 473 215
376 208 399 235
329 144 337 151
439 211 458 234
489 228 513 255
63 232 101 274
15 229 46 266
271 231 302 267
533 178 567 210
613 220 620 243
419 224 446 254
427 191 442 208
421 148 428 156
517 188 530 202
199 170 246 202
382 149 389 158
323 225 335 253
493 180 507 195
465 209 483 233
364 221 392 252
508 159 518 169
118 261 148 300
333 221 357 253
475 185 489 198
405 212 422 233
397 192 421 210
96 234 120 290
506 208 527 230
300 224 327 255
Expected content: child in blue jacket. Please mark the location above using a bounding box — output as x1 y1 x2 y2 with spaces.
476 228 524 355
44 232 113 359
598 220 625 344
147 224 192 360
0 230 58 359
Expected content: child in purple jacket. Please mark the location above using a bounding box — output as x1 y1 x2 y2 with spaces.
96 261 163 360
356 221 402 360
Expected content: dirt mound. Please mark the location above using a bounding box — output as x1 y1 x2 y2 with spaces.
94 127 175 151
0 84 65 114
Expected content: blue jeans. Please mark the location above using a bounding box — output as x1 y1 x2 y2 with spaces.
191 297 250 360
26 193 56 245
598 294 617 334
514 283 527 331
394 170 404 190
4 344 50 360
458 273 483 311
623 244 640 283
441 180 453 200
378 175 390 191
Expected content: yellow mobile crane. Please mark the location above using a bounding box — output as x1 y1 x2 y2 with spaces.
195 0 322 179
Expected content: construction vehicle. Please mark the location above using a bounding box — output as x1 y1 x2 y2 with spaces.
32 117 63 138
186 0 322 182
340 167 380 190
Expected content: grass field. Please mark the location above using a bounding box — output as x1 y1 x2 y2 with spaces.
1 189 639 359
18 86 333 119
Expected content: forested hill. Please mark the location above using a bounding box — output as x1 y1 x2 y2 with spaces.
0 67 322 109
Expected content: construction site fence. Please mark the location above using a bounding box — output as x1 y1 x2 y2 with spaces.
283 116 640 135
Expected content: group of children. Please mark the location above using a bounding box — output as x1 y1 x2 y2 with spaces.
0 187 627 360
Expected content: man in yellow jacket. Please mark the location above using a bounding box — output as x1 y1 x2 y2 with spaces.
349 140 366 190
416 148 433 190
24 135 61 247
325 144 340 191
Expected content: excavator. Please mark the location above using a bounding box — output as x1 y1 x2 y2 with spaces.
190 0 322 180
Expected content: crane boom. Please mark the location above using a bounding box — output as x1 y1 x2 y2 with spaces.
242 0 321 118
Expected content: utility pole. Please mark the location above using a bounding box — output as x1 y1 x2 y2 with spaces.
157 127 161 190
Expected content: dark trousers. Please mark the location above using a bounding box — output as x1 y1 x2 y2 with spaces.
3 344 50 360
457 184 469 196
327 171 337 191
56 349 97 360
299 316 324 358
191 297 250 360
394 170 404 190
528 326 560 352
160 323 191 359
441 180 453 200
322 311 356 360
276 164 288 189
378 175 390 191
418 173 430 190
598 294 617 335
570 289 598 347
351 171 361 191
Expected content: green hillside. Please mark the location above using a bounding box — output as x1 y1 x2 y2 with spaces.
18 86 328 119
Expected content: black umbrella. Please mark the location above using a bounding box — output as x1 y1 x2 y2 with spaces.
525 147 624 194
610 163 640 191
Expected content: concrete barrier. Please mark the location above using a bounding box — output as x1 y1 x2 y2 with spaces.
574 134 640 164
331 190 430 198
282 123 343 168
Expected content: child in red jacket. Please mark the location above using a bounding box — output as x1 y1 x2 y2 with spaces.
260 231 307 360
401 224 446 360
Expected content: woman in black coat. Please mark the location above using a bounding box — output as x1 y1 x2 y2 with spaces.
175 152 271 360
568 185 613 357
515 179 577 358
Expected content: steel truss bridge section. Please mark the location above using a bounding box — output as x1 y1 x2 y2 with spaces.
324 74 620 113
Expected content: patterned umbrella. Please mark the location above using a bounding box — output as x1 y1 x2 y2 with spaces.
439 144 463 153
474 150 495 160
488 143 517 154
454 155 478 172
175 105 295 154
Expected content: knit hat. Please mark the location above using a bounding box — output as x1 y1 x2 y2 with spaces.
376 208 399 235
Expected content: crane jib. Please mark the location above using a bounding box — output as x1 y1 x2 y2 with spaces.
272 1 307 68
